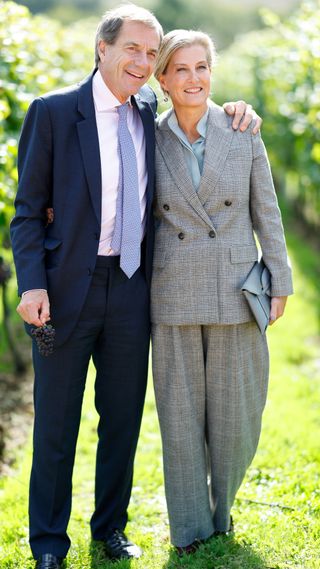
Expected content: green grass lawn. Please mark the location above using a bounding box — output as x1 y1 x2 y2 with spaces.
0 224 319 569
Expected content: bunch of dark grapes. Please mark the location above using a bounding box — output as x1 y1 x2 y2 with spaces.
31 324 56 356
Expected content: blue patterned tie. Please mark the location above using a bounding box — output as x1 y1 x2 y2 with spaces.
111 103 141 278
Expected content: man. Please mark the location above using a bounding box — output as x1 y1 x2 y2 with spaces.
11 4 261 568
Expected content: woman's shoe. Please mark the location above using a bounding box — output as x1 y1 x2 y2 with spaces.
175 539 202 556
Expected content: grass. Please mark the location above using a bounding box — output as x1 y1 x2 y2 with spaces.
0 219 319 569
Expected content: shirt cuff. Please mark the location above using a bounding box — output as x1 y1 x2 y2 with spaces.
22 289 47 297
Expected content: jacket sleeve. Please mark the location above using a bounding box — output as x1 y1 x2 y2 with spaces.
250 132 294 296
10 97 53 295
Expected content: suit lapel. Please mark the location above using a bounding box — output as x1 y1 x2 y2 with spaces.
156 104 235 227
134 95 156 216
197 104 235 205
156 123 215 229
77 71 102 225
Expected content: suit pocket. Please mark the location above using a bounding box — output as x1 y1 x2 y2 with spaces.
230 244 258 264
44 237 62 251
44 237 62 269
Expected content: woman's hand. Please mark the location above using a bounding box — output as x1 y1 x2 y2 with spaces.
269 296 288 325
223 101 262 134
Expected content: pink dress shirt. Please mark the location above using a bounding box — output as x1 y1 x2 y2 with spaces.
93 70 148 256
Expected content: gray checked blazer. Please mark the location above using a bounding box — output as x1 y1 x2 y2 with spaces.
151 100 293 325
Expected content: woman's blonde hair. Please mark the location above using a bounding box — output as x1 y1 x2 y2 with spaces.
154 29 216 83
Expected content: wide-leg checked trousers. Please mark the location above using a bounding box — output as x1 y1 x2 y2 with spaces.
152 321 269 547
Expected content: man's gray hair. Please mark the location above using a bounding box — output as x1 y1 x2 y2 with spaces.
95 3 163 66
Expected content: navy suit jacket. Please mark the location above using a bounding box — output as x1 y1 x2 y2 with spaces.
10 70 157 347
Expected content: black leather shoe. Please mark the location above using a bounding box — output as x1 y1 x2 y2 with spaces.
103 529 142 560
35 554 64 569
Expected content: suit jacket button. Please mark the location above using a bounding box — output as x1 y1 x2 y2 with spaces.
209 230 215 238
163 204 170 211
224 200 232 206
178 232 185 240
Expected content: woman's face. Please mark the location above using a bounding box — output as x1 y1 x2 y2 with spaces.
159 44 211 112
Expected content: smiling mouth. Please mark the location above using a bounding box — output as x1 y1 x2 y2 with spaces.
184 88 203 93
126 70 144 79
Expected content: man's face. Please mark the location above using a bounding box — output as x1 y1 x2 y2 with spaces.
98 20 161 103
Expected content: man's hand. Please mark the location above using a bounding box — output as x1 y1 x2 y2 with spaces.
269 296 287 326
223 101 262 134
17 289 50 327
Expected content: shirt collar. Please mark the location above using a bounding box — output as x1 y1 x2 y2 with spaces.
197 109 209 138
168 108 209 144
93 69 133 111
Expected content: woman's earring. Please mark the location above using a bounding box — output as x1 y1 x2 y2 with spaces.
163 92 169 102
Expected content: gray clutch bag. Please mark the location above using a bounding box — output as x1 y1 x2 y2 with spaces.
241 259 271 334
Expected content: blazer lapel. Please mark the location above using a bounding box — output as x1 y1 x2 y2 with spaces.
197 104 235 205
134 95 156 216
156 120 215 230
77 71 102 225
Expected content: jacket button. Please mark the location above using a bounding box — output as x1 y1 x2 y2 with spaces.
88 268 92 276
163 204 170 211
178 232 185 240
224 200 232 206
209 230 215 238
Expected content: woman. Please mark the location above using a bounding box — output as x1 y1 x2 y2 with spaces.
151 30 293 554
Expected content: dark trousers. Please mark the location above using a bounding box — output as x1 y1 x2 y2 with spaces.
29 257 150 558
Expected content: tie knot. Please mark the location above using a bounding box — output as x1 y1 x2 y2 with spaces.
117 103 129 120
